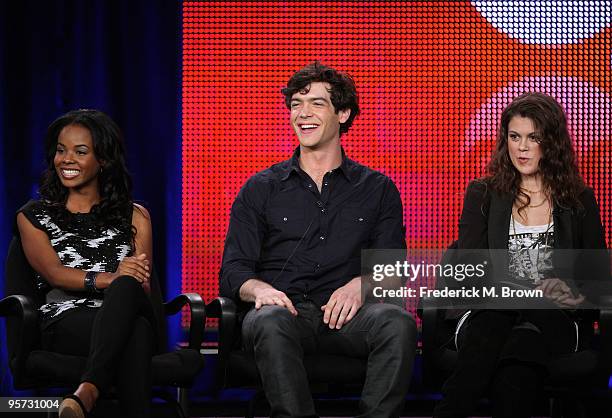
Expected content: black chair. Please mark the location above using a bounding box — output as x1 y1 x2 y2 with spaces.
418 241 612 417
206 296 369 418
0 236 206 418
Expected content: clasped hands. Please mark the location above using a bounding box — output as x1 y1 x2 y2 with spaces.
248 276 363 329
536 278 584 308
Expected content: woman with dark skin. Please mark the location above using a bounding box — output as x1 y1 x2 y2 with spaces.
17 109 155 418
434 93 607 417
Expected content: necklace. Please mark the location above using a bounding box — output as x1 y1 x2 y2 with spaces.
527 198 548 208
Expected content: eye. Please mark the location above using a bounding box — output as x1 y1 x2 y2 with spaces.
76 150 87 156
55 147 65 154
508 134 519 141
290 102 300 109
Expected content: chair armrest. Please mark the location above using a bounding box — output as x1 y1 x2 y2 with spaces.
206 297 238 388
163 293 206 351
206 297 237 355
0 295 38 387
597 296 612 372
417 295 439 388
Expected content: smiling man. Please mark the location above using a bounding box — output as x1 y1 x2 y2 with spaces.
220 62 416 417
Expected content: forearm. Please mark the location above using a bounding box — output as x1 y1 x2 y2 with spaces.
42 265 116 291
238 278 274 302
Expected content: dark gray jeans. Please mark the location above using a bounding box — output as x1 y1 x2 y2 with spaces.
242 301 417 418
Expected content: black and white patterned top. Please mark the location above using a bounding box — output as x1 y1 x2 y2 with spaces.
508 216 555 286
19 200 132 324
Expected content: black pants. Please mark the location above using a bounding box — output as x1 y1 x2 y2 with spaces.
433 309 576 418
242 301 417 418
41 276 157 418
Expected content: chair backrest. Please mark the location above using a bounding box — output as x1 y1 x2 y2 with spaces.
4 236 44 307
148 267 169 353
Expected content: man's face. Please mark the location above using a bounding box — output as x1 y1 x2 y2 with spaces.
289 82 350 150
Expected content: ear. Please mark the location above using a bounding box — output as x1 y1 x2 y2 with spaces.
338 108 351 124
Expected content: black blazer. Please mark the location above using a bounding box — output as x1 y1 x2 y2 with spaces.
457 179 609 305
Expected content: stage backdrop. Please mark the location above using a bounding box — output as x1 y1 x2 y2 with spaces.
182 1 612 313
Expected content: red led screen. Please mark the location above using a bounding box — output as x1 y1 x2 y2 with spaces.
182 1 612 314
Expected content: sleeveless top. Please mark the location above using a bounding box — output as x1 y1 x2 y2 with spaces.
18 200 132 325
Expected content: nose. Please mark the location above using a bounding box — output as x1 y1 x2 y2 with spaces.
299 103 312 118
62 150 76 163
518 137 530 151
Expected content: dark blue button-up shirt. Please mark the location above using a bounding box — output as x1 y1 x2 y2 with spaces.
219 147 406 307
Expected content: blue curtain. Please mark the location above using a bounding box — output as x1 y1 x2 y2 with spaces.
0 0 182 394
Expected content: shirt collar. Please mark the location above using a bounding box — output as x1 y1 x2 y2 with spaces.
280 146 355 183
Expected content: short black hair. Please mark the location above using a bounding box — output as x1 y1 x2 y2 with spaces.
281 61 359 136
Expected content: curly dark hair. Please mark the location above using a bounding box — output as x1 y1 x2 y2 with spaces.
486 92 585 213
281 61 360 136
39 109 135 243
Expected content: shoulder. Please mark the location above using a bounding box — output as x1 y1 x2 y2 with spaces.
18 199 49 217
463 178 493 203
132 203 152 225
346 158 395 187
575 186 599 215
15 200 54 234
237 160 289 201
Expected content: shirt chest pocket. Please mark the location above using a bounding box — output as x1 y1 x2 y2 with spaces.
267 208 308 238
340 206 377 237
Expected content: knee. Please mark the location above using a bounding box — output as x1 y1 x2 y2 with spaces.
107 275 144 295
243 305 296 341
369 304 417 343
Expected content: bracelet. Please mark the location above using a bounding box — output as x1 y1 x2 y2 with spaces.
84 271 101 294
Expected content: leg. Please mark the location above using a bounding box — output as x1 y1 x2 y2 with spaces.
491 360 544 418
116 316 154 418
433 310 518 418
318 303 417 418
242 304 317 418
82 275 156 391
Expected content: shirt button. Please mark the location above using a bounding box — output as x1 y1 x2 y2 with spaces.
308 184 313 188
319 235 325 240
321 208 326 213
283 217 288 221
316 201 323 207
358 217 364 222
323 182 328 187
314 263 320 271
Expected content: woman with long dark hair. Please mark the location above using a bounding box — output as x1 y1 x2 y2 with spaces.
433 93 608 417
16 109 155 418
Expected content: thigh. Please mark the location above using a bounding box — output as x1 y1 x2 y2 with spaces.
519 309 577 355
318 303 414 357
241 304 318 353
41 307 98 356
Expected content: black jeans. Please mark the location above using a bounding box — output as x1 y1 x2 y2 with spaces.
41 276 157 418
433 309 576 418
242 301 417 418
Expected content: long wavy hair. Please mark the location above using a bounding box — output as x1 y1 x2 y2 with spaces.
486 92 585 213
39 109 135 243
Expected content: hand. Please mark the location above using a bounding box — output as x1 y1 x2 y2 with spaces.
321 276 362 329
116 253 150 284
536 278 584 308
252 286 298 315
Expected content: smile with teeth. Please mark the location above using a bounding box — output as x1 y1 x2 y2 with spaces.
299 124 319 132
61 168 81 179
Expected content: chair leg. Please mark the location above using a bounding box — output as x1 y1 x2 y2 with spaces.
246 389 265 418
177 387 189 418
